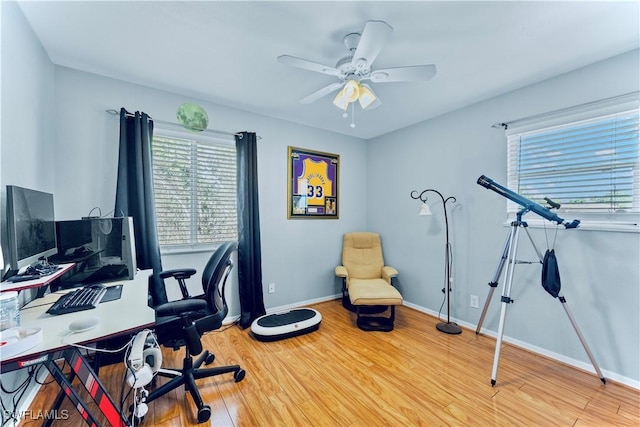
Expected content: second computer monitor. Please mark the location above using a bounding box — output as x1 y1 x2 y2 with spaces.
54 217 137 286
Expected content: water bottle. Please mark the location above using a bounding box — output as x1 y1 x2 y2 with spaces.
0 291 20 331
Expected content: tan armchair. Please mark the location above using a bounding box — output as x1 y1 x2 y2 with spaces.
336 232 403 331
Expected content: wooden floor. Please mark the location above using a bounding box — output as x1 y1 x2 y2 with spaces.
25 299 639 426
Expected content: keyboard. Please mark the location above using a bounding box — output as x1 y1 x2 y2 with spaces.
47 286 107 315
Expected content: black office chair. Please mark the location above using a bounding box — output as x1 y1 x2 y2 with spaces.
144 241 246 423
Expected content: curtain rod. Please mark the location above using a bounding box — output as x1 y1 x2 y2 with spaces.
492 91 639 130
105 109 261 140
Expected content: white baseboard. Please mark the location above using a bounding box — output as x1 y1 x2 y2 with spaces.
402 300 640 390
263 294 342 315
222 294 341 326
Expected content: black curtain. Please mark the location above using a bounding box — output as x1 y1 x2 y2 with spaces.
235 131 266 328
115 108 165 306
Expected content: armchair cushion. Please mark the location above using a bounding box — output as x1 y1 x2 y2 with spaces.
342 232 385 280
349 278 402 306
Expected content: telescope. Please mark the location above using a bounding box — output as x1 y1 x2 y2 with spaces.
477 175 580 228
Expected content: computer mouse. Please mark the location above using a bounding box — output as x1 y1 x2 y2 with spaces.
68 316 100 333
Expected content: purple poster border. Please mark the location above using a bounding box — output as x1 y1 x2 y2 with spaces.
287 146 339 219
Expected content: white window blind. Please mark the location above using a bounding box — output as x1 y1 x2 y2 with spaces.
507 108 639 218
152 133 237 247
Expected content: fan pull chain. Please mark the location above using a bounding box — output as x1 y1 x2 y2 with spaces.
350 102 356 128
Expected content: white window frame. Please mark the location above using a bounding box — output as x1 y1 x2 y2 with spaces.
505 96 639 233
152 127 237 253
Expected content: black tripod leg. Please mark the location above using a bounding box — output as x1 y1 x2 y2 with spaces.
476 228 513 334
558 295 606 384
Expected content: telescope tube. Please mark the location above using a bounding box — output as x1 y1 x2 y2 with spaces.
477 175 580 228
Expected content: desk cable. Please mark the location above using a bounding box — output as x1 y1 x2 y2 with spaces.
121 330 160 425
61 331 135 353
60 331 146 424
0 367 36 426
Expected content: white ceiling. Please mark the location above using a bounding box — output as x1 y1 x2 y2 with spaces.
18 1 640 139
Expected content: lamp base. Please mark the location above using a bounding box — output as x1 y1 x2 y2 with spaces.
436 321 462 335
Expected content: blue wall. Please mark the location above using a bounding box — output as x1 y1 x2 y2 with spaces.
366 49 639 386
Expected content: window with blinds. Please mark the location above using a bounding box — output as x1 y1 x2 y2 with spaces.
152 133 237 247
507 108 639 219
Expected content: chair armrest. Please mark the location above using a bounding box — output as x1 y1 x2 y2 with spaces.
382 266 399 284
335 266 349 278
159 268 197 299
159 268 197 280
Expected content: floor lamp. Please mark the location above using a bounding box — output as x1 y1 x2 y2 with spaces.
410 189 462 335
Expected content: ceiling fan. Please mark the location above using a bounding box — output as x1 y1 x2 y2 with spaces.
278 20 437 113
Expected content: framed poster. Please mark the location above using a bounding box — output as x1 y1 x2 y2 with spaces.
287 146 339 219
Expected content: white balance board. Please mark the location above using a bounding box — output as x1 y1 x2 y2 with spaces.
251 308 321 342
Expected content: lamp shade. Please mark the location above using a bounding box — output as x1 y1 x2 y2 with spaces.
357 83 377 109
418 203 433 216
333 88 350 110
343 80 360 102
333 80 371 111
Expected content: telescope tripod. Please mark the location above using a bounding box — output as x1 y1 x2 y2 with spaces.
475 218 605 386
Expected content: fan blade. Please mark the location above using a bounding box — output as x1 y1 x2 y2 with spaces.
351 21 393 71
300 82 345 104
370 65 437 83
278 55 340 76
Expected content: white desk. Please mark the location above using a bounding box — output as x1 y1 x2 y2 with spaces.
0 270 155 426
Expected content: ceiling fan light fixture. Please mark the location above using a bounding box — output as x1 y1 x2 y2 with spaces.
278 19 438 119
333 87 350 110
333 80 360 110
357 83 377 109
344 80 360 102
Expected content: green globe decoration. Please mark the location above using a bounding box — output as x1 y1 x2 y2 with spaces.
176 103 209 132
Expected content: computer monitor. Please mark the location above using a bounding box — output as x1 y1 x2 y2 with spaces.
56 220 92 255
6 185 57 271
53 217 137 286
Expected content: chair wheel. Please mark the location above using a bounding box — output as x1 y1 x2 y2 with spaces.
205 353 215 365
234 368 246 382
197 405 211 423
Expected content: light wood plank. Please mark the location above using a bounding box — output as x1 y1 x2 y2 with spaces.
24 299 639 426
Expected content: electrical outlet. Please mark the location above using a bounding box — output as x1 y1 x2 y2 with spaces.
470 294 479 309
268 282 275 294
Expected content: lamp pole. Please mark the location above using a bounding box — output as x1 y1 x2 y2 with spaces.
410 189 462 335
